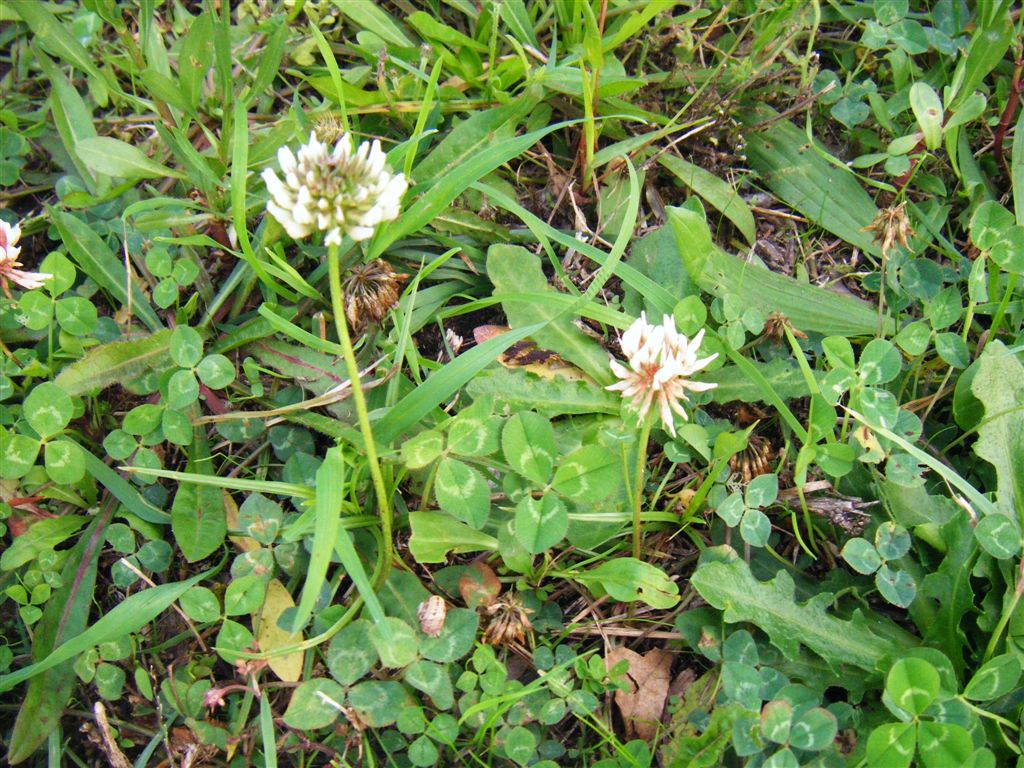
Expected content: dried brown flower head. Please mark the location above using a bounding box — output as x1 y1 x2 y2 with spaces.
482 594 534 646
863 201 913 257
342 259 409 332
762 312 807 342
729 435 775 485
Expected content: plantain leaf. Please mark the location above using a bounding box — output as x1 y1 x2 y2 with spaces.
6 513 107 764
659 155 755 244
742 107 882 256
488 245 613 383
55 330 172 396
668 205 891 337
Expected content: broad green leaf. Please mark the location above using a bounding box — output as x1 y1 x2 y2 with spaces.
0 569 208 693
866 723 915 768
669 205 890 337
488 245 613 383
434 457 490 529
347 680 410 727
742 107 882 256
659 155 755 244
575 558 679 609
502 412 556 485
551 445 620 503
6 513 105 763
919 516 977 676
370 618 419 669
691 548 915 672
171 437 226 562
917 721 974 768
282 678 345 730
76 137 182 181
963 654 1021 701
909 82 943 150
33 49 99 193
23 382 72 438
970 341 1024 521
788 707 838 751
419 607 478 663
327 620 377 686
408 511 498 563
404 660 454 710
401 430 445 469
887 657 939 717
514 495 568 554
55 330 172 396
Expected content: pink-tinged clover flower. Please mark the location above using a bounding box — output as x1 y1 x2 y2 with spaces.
606 312 718 437
262 131 408 245
0 220 52 298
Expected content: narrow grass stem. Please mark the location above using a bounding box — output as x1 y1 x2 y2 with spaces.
632 415 653 560
327 243 393 583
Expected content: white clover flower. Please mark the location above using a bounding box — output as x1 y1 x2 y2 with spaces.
262 131 408 245
607 312 718 437
0 220 52 298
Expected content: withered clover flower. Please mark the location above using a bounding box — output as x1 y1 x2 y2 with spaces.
342 258 409 332
606 312 718 437
0 220 52 298
262 131 408 245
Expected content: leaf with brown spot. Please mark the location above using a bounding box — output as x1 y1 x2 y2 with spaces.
606 647 673 741
458 562 501 609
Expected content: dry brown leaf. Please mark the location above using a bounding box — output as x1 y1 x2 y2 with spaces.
606 647 673 741
254 578 304 681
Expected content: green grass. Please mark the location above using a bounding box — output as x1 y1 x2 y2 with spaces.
0 1 1022 766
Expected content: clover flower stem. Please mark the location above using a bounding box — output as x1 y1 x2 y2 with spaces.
327 243 393 584
632 412 653 561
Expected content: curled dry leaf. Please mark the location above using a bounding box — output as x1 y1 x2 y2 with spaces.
605 646 674 741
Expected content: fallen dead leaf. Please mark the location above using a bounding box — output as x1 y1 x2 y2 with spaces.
606 646 673 741
254 578 304 681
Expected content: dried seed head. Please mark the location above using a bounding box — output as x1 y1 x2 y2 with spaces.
482 594 534 646
863 201 914 257
342 258 409 331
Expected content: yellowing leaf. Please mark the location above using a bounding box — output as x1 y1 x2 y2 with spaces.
255 579 303 682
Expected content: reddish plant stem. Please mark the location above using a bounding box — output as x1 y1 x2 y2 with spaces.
993 48 1024 179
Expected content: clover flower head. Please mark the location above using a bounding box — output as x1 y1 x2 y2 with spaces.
0 220 52 298
262 131 408 245
606 312 718 437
